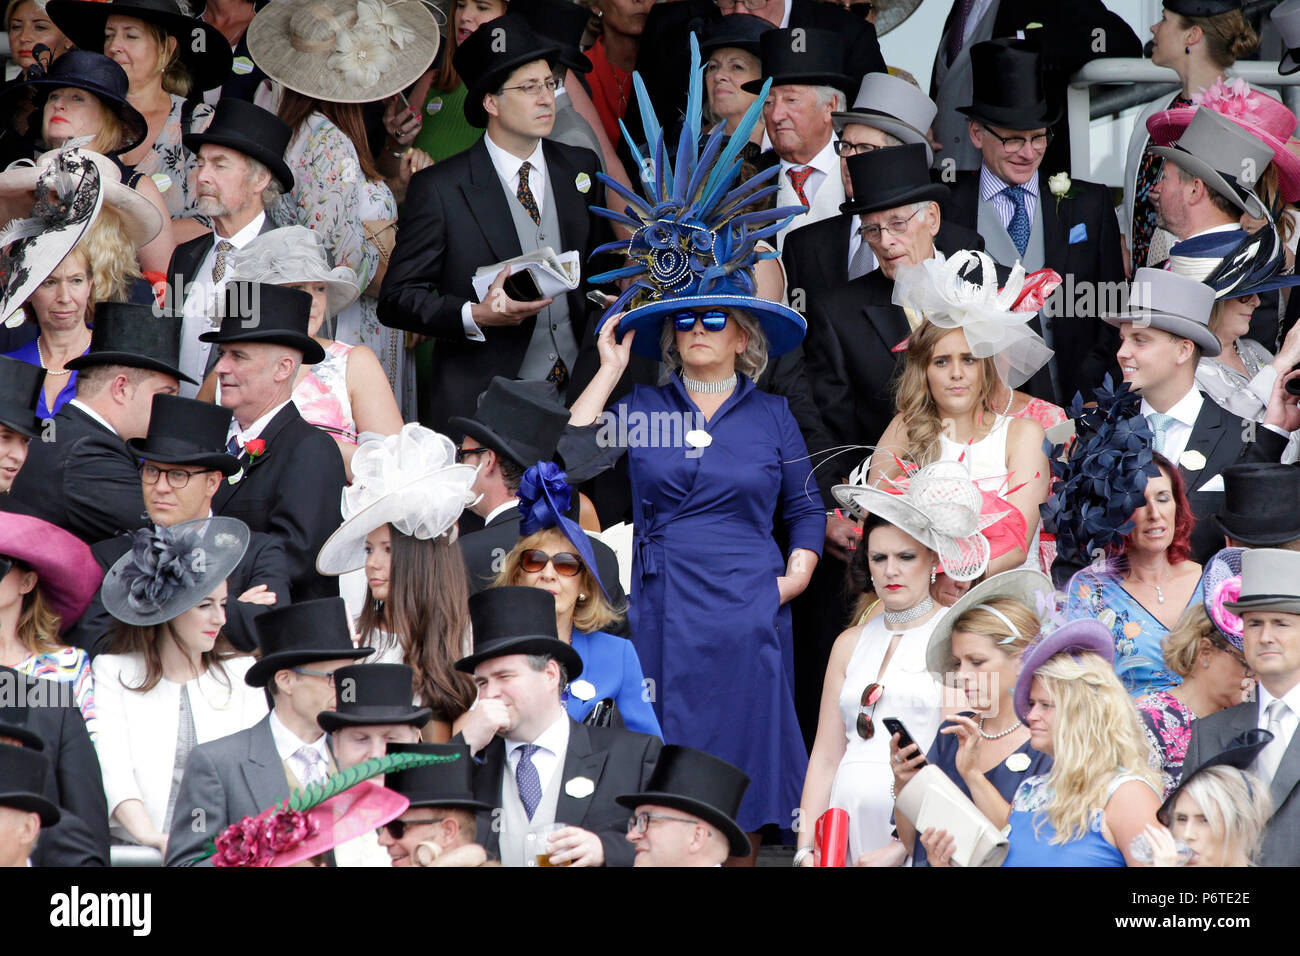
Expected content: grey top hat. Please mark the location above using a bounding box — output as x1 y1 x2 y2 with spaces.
833 72 936 165
1151 108 1269 219
1273 0 1300 76
1223 548 1300 615
1103 268 1221 356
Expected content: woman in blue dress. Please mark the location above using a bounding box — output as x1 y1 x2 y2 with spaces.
494 462 662 739
1064 453 1203 697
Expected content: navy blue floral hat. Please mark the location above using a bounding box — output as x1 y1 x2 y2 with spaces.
1040 375 1161 570
101 517 250 627
516 462 608 603
1168 221 1300 299
588 35 808 361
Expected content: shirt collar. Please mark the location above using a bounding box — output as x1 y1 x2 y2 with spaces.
217 211 266 245
484 132 545 186
979 164 1040 202
779 134 839 178
1258 680 1300 718
778 0 790 28
68 399 117 437
270 708 326 758
505 711 569 756
1140 388 1202 429
230 399 290 444
485 499 520 526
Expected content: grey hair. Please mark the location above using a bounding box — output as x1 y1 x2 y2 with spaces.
659 307 769 382
526 654 568 699
812 85 846 112
244 156 285 211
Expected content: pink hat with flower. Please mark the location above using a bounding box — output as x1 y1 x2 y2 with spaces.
1203 547 1245 652
1146 78 1300 203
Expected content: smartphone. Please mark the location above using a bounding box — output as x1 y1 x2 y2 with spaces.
502 269 543 302
882 717 926 766
587 290 613 307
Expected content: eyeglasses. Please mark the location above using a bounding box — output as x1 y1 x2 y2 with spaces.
520 549 583 577
627 812 702 834
1212 639 1250 670
139 463 212 487
859 207 923 243
980 125 1053 153
834 139 882 158
671 309 729 332
291 667 337 685
455 446 490 464
856 682 884 740
499 77 560 97
381 817 445 839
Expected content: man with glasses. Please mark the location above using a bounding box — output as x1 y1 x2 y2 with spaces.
64 395 288 656
10 303 191 542
379 14 612 433
380 742 493 867
165 599 371 866
944 39 1124 406
617 745 750 867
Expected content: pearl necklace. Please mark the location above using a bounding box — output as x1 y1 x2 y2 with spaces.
883 595 934 628
36 337 72 376
681 372 737 394
978 716 1023 740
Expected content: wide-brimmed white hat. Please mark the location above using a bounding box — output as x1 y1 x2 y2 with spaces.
247 0 441 104
228 225 360 318
833 458 996 581
316 424 480 574
925 569 1054 677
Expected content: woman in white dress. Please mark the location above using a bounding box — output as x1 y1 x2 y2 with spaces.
870 252 1052 576
94 518 266 855
797 460 993 865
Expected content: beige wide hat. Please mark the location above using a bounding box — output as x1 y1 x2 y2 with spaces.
247 0 441 104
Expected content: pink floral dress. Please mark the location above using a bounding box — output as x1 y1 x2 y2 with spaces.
1135 690 1196 798
292 340 356 444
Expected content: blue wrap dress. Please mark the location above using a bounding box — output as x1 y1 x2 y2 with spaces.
617 373 825 831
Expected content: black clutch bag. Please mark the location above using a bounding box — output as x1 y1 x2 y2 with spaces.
582 697 625 729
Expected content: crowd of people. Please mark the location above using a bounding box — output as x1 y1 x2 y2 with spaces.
2 0 1300 870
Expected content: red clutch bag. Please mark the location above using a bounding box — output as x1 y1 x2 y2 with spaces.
814 809 849 867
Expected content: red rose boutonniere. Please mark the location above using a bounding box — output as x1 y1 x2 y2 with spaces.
244 438 266 459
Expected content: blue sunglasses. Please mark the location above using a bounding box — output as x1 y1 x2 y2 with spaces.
671 309 728 332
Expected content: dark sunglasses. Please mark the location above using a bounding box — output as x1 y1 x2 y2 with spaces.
520 549 583 576
671 309 728 332
456 446 490 463
381 817 444 839
856 682 884 740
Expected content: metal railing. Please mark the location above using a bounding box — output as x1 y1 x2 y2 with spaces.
1067 58 1300 183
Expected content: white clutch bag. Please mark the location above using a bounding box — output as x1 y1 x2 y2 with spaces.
894 765 1009 868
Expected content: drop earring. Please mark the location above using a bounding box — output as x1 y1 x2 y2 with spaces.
930 568 937 584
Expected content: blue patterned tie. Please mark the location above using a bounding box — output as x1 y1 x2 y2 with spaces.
1147 412 1173 456
226 435 241 457
515 744 542 820
1003 185 1031 258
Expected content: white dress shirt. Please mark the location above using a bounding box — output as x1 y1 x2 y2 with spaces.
269 708 331 778
68 399 117 436
778 135 839 211
979 165 1040 231
1141 388 1204 466
179 212 267 397
460 135 549 340
484 498 520 527
226 399 291 451
1256 681 1300 777
505 713 570 796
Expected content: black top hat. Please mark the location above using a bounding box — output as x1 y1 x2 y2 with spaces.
0 742 59 825
47 0 233 94
696 14 773 60
0 50 147 152
741 27 852 97
317 664 431 732
64 303 197 384
453 15 561 128
957 39 1060 131
183 98 295 193
616 745 751 857
448 377 570 469
0 355 43 438
198 282 326 365
386 741 494 812
125 394 239 476
1212 463 1300 546
1158 727 1272 825
0 702 45 752
510 0 593 74
455 586 583 677
840 143 949 215
244 597 371 687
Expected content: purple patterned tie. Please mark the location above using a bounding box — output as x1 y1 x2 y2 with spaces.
515 744 542 820
946 0 976 66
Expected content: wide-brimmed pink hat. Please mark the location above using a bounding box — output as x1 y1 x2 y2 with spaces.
1147 78 1300 203
0 513 103 629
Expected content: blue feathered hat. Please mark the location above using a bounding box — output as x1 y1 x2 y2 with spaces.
516 462 609 602
1168 222 1300 298
588 34 808 361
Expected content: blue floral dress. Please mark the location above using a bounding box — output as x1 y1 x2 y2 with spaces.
1065 566 1201 697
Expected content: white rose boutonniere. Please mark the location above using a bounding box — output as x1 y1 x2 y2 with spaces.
1048 172 1075 206
1180 449 1207 471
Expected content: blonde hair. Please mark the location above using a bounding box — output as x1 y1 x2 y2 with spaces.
1162 603 1217 678
136 20 191 97
1032 651 1161 844
76 207 142 307
894 320 998 466
14 576 63 655
659 306 769 382
1175 765 1272 866
950 598 1041 660
495 527 623 634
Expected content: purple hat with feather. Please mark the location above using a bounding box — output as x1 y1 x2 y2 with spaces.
1013 619 1115 722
